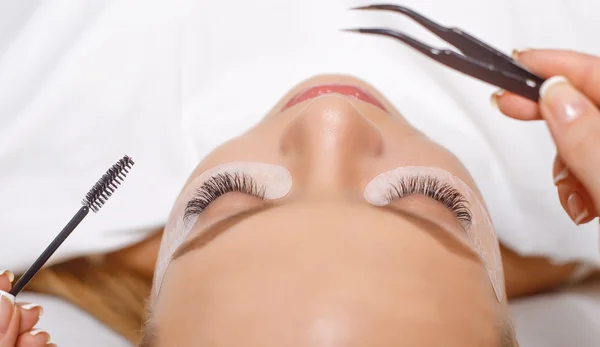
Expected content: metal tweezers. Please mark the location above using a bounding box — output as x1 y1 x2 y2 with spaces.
344 4 545 101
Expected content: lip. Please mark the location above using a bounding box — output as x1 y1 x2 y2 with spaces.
281 84 388 113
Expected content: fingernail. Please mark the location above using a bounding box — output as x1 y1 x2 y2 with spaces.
490 89 505 110
0 290 15 334
511 49 520 61
568 192 589 225
30 329 51 343
511 49 529 62
0 270 15 283
22 303 44 317
553 167 569 185
540 76 584 124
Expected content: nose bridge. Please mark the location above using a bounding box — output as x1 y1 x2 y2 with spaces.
281 96 383 193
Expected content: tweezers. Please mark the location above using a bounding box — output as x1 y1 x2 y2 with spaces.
344 4 545 101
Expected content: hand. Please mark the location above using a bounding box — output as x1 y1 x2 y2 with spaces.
492 49 600 225
0 270 53 347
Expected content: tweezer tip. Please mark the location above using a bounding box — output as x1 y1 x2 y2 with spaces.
340 28 363 33
350 4 398 11
349 5 373 10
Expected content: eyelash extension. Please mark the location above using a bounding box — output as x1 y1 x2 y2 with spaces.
184 172 266 220
385 175 473 228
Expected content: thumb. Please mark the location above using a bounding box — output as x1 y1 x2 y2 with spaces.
0 292 19 347
540 76 600 208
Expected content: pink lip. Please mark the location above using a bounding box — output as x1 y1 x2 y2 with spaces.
281 84 388 113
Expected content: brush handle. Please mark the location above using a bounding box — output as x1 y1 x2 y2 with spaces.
10 206 90 296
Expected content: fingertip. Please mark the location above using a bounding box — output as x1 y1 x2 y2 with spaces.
20 303 43 318
0 270 15 284
558 186 597 225
0 270 14 293
511 48 545 70
19 303 44 334
512 48 531 62
573 207 596 225
490 89 505 110
490 90 541 120
29 329 51 343
16 329 52 347
539 76 570 102
0 290 16 336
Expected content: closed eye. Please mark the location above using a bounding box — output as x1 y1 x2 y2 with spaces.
385 175 472 229
184 172 267 221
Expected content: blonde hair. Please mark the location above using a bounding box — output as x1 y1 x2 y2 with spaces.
25 255 151 344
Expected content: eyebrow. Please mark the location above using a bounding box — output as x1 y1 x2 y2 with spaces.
170 204 482 266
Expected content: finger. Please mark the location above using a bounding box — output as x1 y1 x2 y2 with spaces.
541 77 600 208
17 304 43 335
515 49 600 104
0 271 14 294
552 155 569 185
557 183 597 225
15 330 51 347
0 292 19 347
491 89 541 120
554 156 598 223
554 156 583 222
491 49 600 120
555 162 597 224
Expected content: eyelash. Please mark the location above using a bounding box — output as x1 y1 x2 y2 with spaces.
184 172 266 220
185 172 472 228
385 175 473 228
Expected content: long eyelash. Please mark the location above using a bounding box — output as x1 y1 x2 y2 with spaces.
184 172 266 220
385 175 472 228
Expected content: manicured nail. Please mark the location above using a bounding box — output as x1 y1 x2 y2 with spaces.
540 76 584 124
511 49 520 61
0 270 15 283
30 329 52 343
0 290 15 334
490 89 505 110
568 192 588 225
553 167 569 185
21 303 44 317
511 49 529 61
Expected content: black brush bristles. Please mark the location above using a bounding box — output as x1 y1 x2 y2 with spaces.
10 155 134 296
83 155 134 213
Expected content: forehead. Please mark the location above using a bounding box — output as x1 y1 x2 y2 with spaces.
154 204 498 346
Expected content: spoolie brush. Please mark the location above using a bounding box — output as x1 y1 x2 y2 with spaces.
10 155 134 296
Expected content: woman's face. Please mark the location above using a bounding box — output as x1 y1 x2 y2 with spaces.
149 75 507 346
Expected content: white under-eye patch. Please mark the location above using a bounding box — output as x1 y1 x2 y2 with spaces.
364 166 504 302
152 162 292 300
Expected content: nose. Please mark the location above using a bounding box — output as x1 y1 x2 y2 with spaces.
281 95 384 194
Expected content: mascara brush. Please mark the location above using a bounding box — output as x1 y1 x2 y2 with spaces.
9 155 135 296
